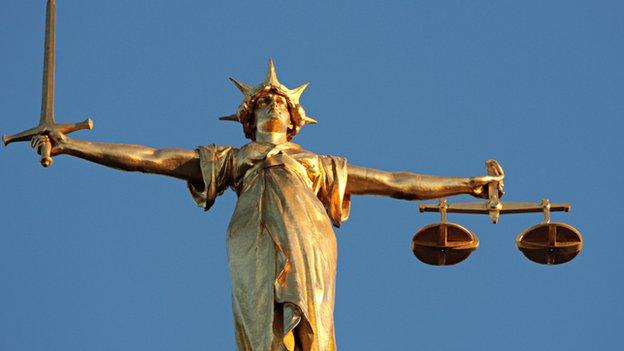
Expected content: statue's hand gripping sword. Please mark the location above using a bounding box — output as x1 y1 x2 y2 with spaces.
3 0 93 167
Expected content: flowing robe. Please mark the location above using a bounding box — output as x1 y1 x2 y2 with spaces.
187 141 350 351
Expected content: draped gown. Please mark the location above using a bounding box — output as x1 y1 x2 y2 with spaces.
187 141 350 351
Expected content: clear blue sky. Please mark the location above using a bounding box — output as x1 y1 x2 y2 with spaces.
1 1 622 350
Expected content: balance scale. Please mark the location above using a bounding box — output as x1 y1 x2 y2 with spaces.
413 162 583 266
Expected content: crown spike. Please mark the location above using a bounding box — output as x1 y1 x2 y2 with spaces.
266 58 279 86
229 77 252 96
290 83 309 104
302 116 318 124
218 114 240 122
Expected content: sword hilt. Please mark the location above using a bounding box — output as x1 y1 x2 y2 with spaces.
3 117 94 167
39 139 53 167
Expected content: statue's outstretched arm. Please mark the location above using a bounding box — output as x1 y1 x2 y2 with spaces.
346 164 501 200
32 132 201 183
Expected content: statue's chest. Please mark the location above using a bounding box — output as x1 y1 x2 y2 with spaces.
232 142 322 190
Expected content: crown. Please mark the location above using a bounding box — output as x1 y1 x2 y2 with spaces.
219 59 317 140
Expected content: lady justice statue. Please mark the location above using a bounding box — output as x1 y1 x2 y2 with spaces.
24 59 502 351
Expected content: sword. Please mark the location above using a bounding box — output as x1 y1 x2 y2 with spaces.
3 0 93 167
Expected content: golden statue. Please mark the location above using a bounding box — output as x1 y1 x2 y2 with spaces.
25 59 501 350
5 2 512 350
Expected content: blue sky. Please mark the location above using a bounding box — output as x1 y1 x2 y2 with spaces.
1 1 622 350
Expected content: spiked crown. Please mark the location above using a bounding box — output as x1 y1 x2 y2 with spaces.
219 59 317 140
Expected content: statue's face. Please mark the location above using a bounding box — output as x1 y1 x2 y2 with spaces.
253 93 291 134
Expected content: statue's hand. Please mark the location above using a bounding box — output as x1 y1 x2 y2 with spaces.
30 130 68 156
469 174 505 199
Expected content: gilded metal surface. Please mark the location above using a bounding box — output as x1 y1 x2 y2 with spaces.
2 0 93 167
6 4 578 350
412 199 479 266
516 222 583 265
419 200 571 215
11 60 501 350
219 59 317 141
486 159 504 223
411 222 479 266
418 195 582 265
188 142 348 350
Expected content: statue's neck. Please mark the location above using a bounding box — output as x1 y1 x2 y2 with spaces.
255 131 288 145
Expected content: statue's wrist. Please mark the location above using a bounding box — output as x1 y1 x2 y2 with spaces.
54 138 71 154
467 177 482 197
466 177 476 192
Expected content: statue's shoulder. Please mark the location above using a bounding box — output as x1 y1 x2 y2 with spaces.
196 144 238 161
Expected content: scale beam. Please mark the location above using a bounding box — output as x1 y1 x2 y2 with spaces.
420 200 571 216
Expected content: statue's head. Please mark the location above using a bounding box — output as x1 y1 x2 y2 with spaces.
219 59 317 141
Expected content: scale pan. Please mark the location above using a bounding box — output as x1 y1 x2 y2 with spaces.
411 223 479 266
516 222 583 265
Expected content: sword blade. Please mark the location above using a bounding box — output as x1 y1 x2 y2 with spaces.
40 0 56 125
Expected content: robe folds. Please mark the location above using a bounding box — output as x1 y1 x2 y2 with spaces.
187 141 350 351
